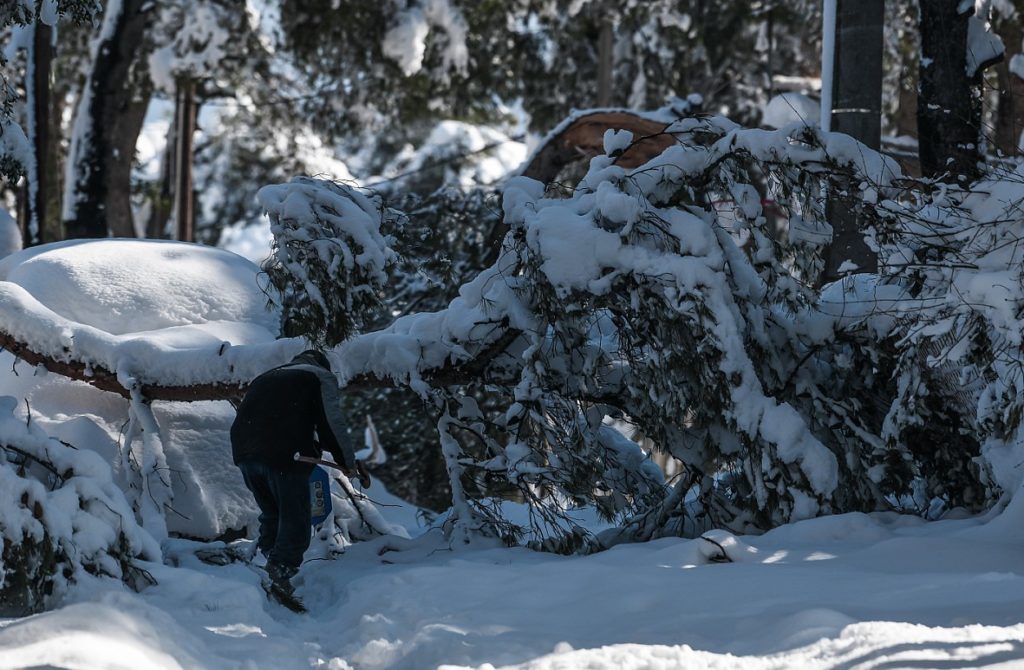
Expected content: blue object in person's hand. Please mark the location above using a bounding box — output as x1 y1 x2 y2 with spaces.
309 465 333 526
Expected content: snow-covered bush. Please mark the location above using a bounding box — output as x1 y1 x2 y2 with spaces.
258 178 399 347
0 397 159 615
0 118 29 181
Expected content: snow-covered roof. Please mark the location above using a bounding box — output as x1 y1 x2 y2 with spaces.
0 239 304 397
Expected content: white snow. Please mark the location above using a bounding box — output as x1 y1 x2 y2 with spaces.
966 5 1005 78
38 0 57 26
381 0 469 78
0 239 303 389
1012 54 1024 80
0 208 21 259
134 100 173 183
602 128 633 155
148 1 233 93
0 118 31 175
382 7 431 77
218 219 273 264
763 92 820 129
375 120 526 189
0 509 1021 669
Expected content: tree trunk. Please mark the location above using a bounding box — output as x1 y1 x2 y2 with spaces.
23 20 54 246
917 0 993 181
596 19 613 107
821 0 884 284
894 63 918 140
993 5 1024 156
63 0 151 239
829 0 884 150
38 22 63 245
172 78 197 242
145 121 174 239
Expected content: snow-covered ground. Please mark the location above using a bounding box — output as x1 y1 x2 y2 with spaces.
0 503 1023 669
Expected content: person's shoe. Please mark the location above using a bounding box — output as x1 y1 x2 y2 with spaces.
266 561 298 595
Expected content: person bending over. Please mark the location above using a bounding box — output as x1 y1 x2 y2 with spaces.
230 349 358 593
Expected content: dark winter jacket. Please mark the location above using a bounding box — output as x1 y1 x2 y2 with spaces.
230 351 356 471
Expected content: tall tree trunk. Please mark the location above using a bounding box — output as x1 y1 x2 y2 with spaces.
821 0 884 285
62 0 151 239
22 20 54 246
596 18 613 107
917 0 1000 181
172 78 197 242
993 5 1024 156
38 22 63 245
829 0 884 150
146 122 174 239
894 63 918 140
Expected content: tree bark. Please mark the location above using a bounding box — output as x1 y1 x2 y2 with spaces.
0 325 520 403
596 19 613 107
829 0 884 151
24 20 54 246
521 111 675 185
993 5 1024 156
172 78 197 242
821 0 884 284
63 0 151 239
917 0 995 181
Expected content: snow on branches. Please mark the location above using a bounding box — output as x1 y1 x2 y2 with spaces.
871 165 1024 510
0 397 159 615
493 118 902 543
259 178 399 347
266 115 913 549
267 114 1023 550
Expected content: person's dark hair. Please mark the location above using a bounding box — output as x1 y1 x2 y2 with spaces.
295 349 331 370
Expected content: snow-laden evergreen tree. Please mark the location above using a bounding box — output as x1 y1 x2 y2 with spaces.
258 178 399 347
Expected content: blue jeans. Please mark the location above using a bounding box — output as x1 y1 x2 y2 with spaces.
238 461 311 570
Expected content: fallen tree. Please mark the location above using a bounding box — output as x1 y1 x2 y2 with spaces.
263 116 995 552
2 110 1019 559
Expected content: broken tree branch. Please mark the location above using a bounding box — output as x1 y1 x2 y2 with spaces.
0 322 523 403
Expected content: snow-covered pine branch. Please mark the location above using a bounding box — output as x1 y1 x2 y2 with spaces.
0 396 159 615
258 178 400 347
